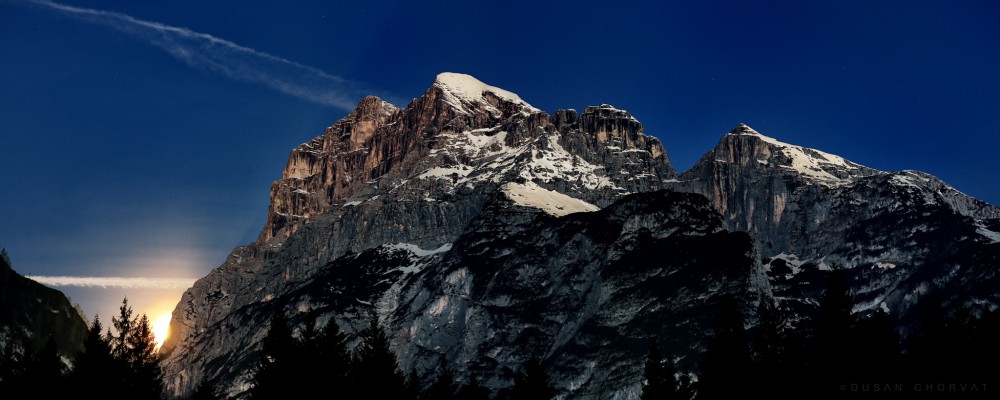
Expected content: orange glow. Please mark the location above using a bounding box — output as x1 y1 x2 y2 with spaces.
152 313 171 350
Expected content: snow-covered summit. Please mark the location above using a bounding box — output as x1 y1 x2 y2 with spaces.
728 123 760 135
433 72 540 114
722 124 873 186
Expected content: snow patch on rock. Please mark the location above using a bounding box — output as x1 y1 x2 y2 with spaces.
502 181 601 216
975 222 1000 244
434 72 540 114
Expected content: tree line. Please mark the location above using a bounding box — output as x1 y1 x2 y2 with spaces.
640 269 1000 399
5 271 997 399
0 297 163 399
246 307 552 400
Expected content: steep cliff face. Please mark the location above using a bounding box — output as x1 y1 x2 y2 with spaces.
261 96 399 242
0 250 88 356
160 73 679 397
383 190 767 399
668 124 1000 320
171 190 767 399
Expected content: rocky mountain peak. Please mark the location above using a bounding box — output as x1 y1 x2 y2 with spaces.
728 123 760 135
431 72 540 115
258 95 405 242
163 73 680 397
574 104 666 160
706 125 875 187
352 95 399 119
671 124 1000 290
256 73 680 243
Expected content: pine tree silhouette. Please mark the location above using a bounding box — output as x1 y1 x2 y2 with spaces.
70 315 118 394
510 357 552 400
191 378 219 400
457 374 490 400
750 301 795 397
853 306 899 384
0 337 26 395
427 355 457 400
128 314 164 399
315 317 351 387
110 297 134 363
351 310 405 399
404 367 422 400
640 337 677 400
22 336 67 398
103 298 163 399
811 269 857 391
697 297 751 400
250 305 294 400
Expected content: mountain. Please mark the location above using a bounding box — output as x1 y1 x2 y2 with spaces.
160 73 688 398
0 249 88 357
160 74 1000 398
667 123 1000 322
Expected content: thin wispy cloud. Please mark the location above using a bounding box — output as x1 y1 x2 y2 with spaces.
31 276 198 290
23 0 387 110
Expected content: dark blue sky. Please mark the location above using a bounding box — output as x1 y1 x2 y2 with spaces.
2 0 999 320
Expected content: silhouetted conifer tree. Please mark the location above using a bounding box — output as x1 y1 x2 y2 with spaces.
697 297 751 400
510 357 552 400
250 305 294 400
404 367 422 400
457 374 490 400
0 339 70 397
315 317 351 386
110 298 134 362
903 294 948 385
191 378 219 400
947 305 980 381
675 371 694 400
750 301 801 397
18 336 67 398
972 308 1000 384
105 298 163 399
251 308 360 398
128 314 163 399
640 337 677 400
853 306 899 383
0 338 30 397
0 338 25 394
352 310 405 399
427 355 456 400
0 248 10 269
289 312 321 398
811 269 857 390
71 315 118 394
752 302 786 370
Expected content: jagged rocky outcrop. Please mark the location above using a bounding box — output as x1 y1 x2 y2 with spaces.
668 124 1000 321
259 76 673 244
161 73 1000 399
160 73 679 397
0 250 88 356
261 96 399 242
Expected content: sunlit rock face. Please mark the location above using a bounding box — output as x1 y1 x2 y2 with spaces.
667 124 1000 322
160 73 683 398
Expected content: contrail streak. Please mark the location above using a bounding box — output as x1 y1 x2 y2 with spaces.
30 276 198 290
23 0 389 110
